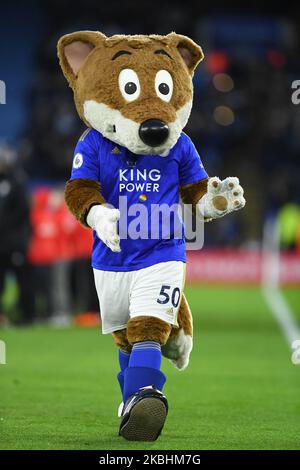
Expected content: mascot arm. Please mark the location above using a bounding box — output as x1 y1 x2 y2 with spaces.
180 176 246 221
65 178 121 253
180 177 209 210
65 178 105 226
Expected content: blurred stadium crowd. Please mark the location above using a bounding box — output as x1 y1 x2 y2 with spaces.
0 144 98 325
1 1 300 324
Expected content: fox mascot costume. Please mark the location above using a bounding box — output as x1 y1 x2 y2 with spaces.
57 31 245 441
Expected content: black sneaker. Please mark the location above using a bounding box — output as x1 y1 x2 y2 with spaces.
119 386 168 441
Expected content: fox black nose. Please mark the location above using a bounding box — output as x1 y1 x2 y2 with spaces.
139 119 169 147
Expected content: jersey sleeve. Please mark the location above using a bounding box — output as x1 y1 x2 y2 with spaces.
70 129 100 181
179 134 208 186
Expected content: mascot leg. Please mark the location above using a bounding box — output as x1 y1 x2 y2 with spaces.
118 316 171 441
112 329 132 405
161 293 193 370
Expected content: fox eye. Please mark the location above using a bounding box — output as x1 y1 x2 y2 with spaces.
118 69 140 102
155 70 173 102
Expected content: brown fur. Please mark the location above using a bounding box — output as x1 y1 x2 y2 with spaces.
57 32 204 127
180 177 213 221
127 316 172 346
180 178 208 209
112 329 132 353
111 295 192 355
65 178 106 226
169 293 193 339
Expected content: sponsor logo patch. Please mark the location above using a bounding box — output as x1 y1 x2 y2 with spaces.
111 146 121 155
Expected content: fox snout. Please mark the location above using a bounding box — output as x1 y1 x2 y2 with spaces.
139 119 169 147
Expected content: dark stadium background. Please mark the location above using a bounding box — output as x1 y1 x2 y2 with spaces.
1 0 300 451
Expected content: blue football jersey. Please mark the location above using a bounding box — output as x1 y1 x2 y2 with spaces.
70 129 208 271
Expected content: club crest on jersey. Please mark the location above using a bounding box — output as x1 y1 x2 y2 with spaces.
73 153 83 169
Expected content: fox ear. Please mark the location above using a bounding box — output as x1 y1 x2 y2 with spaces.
168 33 204 75
57 31 106 87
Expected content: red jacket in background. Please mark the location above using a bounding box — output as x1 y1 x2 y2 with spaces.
73 222 93 259
28 187 93 265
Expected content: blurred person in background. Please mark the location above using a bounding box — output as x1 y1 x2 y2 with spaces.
28 185 98 325
28 186 75 325
51 187 76 326
71 221 99 317
277 203 300 251
28 187 60 322
0 143 34 325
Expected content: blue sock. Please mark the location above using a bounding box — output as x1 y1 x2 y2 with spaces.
119 349 130 372
122 341 166 402
117 349 130 395
129 341 162 369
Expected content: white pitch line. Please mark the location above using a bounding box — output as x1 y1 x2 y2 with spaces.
262 286 300 348
261 218 300 350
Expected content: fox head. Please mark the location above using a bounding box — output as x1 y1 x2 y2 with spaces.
57 31 204 156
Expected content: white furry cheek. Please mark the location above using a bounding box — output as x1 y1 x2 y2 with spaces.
176 99 193 129
84 100 146 154
83 99 193 156
83 100 114 134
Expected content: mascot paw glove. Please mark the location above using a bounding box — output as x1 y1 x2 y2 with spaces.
197 176 246 220
87 205 121 252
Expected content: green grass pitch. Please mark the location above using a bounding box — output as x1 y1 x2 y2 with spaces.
1 285 300 450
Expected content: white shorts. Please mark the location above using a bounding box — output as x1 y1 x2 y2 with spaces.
93 261 186 334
